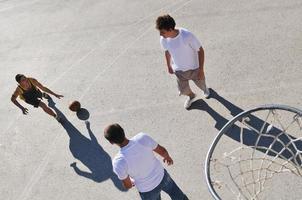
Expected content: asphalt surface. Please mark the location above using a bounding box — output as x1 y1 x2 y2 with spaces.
0 0 301 199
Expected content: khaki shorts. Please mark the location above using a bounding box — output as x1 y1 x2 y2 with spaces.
175 68 207 95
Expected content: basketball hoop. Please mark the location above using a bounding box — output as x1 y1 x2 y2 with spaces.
205 104 302 200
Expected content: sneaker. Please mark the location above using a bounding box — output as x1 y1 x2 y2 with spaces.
184 94 197 109
204 88 210 99
70 162 77 168
42 93 50 99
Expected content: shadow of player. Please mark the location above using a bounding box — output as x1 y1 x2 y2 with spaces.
189 89 302 166
48 98 127 192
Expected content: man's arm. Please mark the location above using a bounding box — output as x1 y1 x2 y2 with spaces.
121 176 134 189
11 89 28 114
153 144 173 165
187 32 205 79
31 78 63 99
198 46 205 79
165 51 174 74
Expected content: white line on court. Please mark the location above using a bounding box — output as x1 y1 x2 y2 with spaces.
78 0 194 100
1 0 188 138
1 0 192 147
16 1 193 200
0 0 39 13
16 132 62 200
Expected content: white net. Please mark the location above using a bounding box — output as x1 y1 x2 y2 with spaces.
207 107 302 200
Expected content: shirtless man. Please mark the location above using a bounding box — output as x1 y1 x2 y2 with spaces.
11 74 63 121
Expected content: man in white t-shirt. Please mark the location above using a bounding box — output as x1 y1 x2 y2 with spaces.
104 123 189 200
156 14 210 109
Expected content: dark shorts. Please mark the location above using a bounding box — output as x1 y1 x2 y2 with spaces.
25 90 42 108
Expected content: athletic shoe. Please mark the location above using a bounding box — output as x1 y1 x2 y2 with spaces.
204 88 210 99
184 94 196 109
70 162 76 168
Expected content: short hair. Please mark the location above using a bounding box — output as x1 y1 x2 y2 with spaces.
104 123 125 144
156 14 176 30
15 74 25 83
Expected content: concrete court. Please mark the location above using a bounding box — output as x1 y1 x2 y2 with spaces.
0 0 301 199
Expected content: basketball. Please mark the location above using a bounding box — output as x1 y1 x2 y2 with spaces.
69 101 81 112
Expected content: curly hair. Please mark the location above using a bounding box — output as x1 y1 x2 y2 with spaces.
156 14 176 30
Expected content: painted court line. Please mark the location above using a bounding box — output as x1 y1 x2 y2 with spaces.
16 1 193 200
1 0 187 137
0 0 38 13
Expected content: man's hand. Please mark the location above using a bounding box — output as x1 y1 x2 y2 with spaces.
21 107 28 115
154 144 174 166
54 94 64 99
163 155 174 165
168 67 174 74
122 176 133 189
130 177 135 186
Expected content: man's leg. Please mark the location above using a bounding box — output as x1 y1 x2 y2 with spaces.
161 170 188 200
193 79 209 97
139 189 161 200
193 78 206 92
175 71 196 109
192 69 210 98
139 175 166 200
39 101 56 117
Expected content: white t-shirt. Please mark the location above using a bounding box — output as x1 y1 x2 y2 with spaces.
160 28 202 72
112 133 164 193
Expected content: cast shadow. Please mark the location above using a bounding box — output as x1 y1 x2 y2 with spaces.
76 108 90 121
48 98 126 192
189 88 302 166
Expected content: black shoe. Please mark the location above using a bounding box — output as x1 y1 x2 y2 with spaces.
70 162 76 168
